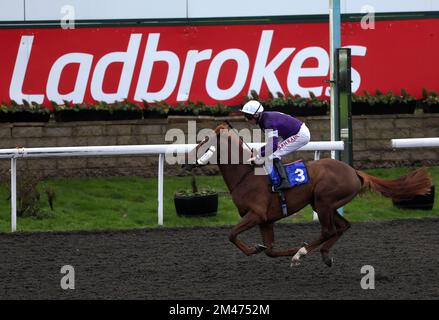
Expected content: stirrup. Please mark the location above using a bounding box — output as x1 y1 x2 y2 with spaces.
273 179 291 191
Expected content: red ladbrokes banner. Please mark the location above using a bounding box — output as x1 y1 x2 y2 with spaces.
1 19 438 106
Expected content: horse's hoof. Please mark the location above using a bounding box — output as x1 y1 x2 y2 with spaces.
323 257 334 267
290 260 301 267
290 247 307 267
254 244 267 253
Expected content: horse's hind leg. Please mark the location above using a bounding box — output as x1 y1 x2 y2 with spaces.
298 175 359 267
291 204 337 266
319 212 351 267
259 222 300 257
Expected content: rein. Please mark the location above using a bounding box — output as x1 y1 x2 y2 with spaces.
191 122 260 193
191 120 262 194
225 120 253 153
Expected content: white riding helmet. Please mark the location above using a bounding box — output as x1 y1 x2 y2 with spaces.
241 100 264 115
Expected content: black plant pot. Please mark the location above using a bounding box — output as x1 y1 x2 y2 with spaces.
289 106 328 117
55 110 106 122
107 110 142 120
393 185 435 210
143 110 168 119
352 102 416 115
174 193 218 217
0 112 50 123
352 102 372 115
375 102 416 115
352 102 374 115
268 104 328 117
422 104 439 113
168 110 196 116
55 110 142 122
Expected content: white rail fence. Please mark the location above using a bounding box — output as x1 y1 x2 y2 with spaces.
0 141 344 232
391 138 439 149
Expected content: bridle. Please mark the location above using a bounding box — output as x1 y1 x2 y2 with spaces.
189 122 254 168
185 123 257 193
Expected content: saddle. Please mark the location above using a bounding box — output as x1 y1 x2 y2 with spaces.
269 160 310 216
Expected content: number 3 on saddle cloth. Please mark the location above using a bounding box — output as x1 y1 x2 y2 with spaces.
268 161 310 216
269 161 310 189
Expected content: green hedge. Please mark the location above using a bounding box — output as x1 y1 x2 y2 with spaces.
1 88 438 122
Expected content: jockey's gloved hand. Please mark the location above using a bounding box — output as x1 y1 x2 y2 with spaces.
248 147 265 164
247 152 261 163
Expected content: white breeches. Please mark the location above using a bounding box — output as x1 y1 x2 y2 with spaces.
264 123 311 174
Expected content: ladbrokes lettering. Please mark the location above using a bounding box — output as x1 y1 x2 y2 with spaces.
3 26 367 106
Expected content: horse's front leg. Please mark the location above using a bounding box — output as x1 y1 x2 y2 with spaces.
229 212 266 256
259 222 300 257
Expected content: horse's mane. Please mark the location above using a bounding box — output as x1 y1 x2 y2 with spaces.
210 122 252 163
211 123 241 144
213 123 229 134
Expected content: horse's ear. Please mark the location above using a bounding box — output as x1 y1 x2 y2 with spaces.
213 123 228 134
222 121 232 130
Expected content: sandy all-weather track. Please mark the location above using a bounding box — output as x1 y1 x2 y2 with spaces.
0 218 438 300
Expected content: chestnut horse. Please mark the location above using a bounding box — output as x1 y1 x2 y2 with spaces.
184 123 432 267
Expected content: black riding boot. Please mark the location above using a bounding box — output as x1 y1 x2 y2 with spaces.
273 158 291 191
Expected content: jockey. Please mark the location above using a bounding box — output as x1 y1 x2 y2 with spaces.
242 100 311 191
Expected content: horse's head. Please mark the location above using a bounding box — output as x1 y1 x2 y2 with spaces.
182 123 252 171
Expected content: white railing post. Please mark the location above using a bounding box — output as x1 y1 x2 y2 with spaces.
314 150 321 161
157 153 164 226
11 158 17 232
313 151 320 221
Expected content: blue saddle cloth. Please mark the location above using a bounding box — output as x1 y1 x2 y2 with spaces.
269 161 309 188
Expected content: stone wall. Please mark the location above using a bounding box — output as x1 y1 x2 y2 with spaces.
0 113 438 179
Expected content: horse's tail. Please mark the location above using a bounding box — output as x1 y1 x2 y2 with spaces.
356 167 432 201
